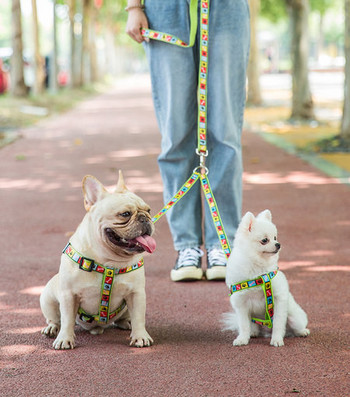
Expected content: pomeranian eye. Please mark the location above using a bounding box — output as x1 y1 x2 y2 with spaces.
260 238 269 245
274 236 277 241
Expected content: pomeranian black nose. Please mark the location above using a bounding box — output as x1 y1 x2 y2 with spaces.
275 243 281 250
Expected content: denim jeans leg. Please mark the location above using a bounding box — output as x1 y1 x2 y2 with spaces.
204 0 250 249
144 0 203 250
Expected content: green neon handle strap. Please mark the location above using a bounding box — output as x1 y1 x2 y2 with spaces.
188 0 198 47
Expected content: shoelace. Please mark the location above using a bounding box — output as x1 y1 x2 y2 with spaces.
208 248 227 267
177 247 204 267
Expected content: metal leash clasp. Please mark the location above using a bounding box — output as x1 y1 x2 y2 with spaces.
194 148 209 175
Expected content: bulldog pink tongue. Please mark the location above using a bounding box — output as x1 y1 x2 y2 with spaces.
135 235 156 253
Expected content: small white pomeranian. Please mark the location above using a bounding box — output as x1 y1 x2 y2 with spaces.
223 210 310 347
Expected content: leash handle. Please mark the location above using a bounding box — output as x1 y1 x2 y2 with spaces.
141 0 198 48
141 0 209 156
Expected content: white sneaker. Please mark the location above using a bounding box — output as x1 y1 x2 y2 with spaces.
170 247 204 282
206 248 227 281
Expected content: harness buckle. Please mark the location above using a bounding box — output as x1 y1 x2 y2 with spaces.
79 258 95 272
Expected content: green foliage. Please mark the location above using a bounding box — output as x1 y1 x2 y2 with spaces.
260 0 287 23
309 0 336 15
0 1 11 47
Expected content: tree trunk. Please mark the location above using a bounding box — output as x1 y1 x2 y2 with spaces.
287 0 314 120
49 0 58 93
81 0 92 85
68 0 79 87
247 0 262 106
90 4 98 83
31 0 45 95
341 0 350 138
10 0 27 97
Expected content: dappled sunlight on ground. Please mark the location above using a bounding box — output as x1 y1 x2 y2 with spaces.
19 286 45 296
1 344 38 357
306 265 350 272
8 327 43 335
243 170 338 186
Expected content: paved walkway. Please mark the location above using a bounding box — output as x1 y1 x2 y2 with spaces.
1 76 349 397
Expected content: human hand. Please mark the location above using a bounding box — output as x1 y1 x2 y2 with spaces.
126 8 150 43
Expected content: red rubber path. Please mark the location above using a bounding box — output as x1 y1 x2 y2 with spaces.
1 77 349 396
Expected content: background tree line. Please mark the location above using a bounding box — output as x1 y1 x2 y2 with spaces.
3 0 350 139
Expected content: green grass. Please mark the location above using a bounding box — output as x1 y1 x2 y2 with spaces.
0 85 103 128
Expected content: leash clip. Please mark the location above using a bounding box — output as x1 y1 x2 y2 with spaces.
195 148 208 171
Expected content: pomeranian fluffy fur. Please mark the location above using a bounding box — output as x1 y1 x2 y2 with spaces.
223 210 310 347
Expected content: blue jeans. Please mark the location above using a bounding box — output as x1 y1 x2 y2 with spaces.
144 0 250 251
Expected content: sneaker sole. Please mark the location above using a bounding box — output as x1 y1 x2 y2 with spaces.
170 266 203 282
206 266 226 281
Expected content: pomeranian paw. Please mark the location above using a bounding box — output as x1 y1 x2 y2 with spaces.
233 336 249 346
296 328 310 337
270 337 284 347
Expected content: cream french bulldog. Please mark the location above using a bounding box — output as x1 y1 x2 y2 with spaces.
40 171 156 349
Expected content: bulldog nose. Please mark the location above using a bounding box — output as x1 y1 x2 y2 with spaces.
275 243 281 250
138 214 148 223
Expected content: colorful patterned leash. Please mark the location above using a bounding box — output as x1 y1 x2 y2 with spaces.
229 270 279 328
143 0 231 258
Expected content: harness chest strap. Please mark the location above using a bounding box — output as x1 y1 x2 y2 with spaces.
229 270 278 329
63 242 144 324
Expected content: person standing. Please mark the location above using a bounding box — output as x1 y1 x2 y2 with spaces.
126 0 250 282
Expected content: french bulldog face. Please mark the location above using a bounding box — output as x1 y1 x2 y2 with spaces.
82 172 156 258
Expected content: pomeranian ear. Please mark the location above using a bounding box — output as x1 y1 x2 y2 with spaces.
257 209 272 222
240 211 255 232
82 175 107 211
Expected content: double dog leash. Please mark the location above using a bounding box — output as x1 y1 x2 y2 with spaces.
142 0 231 259
142 3 277 328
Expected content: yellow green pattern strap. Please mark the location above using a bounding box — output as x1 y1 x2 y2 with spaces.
230 270 278 329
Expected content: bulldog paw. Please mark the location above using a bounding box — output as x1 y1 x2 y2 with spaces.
41 323 59 338
130 331 153 348
89 327 105 335
53 332 75 350
114 319 131 330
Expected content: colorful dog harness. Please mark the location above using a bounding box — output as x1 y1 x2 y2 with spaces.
229 269 279 328
63 242 144 324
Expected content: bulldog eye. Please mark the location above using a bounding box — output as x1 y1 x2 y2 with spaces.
260 238 269 245
119 211 131 218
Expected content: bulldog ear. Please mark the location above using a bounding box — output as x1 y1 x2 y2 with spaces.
82 175 107 211
115 170 129 193
240 211 255 232
257 209 272 222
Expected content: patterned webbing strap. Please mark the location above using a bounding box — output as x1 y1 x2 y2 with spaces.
229 270 278 329
63 242 143 324
151 171 231 258
144 1 231 258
